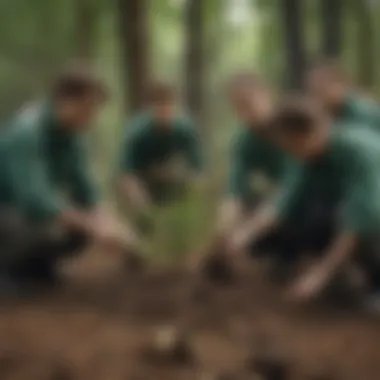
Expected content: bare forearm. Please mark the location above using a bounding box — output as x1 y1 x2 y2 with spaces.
217 198 244 235
120 175 151 210
58 209 93 235
230 202 278 245
319 232 357 279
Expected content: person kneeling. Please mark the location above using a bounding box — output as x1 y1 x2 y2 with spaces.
226 96 380 307
118 82 203 236
1 63 140 293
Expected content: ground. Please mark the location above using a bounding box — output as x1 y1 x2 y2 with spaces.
0 251 380 380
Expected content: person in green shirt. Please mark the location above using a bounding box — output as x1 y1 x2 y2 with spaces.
118 82 203 232
192 74 286 280
306 58 380 130
0 64 139 292
226 96 380 306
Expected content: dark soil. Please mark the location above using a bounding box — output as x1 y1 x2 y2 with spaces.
0 250 379 380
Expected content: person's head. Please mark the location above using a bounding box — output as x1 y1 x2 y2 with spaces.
272 96 330 160
227 73 274 127
52 62 107 131
305 58 349 110
146 82 177 125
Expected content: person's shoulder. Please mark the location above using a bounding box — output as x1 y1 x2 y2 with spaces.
174 114 197 133
229 127 254 155
9 102 44 143
332 126 380 154
349 93 378 115
125 110 153 138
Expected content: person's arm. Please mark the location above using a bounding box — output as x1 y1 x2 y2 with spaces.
288 232 357 301
119 175 151 211
217 198 245 235
119 125 151 211
8 126 94 234
227 162 305 254
68 137 100 210
289 141 373 301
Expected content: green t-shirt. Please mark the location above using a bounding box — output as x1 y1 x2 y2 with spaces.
7 102 99 222
335 94 380 132
277 126 380 236
0 129 17 206
228 127 286 204
119 111 203 175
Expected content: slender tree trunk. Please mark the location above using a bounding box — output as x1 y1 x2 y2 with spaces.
321 0 343 58
117 0 150 113
354 0 375 90
184 0 204 122
76 0 98 59
281 0 307 90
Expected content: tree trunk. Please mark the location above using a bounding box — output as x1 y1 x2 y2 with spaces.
281 0 307 90
117 0 150 113
354 0 375 90
76 0 98 59
184 0 204 122
321 0 342 58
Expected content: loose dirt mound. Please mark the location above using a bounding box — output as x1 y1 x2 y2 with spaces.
0 253 379 380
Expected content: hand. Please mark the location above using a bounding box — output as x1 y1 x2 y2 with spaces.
91 217 140 253
225 229 250 256
286 266 328 302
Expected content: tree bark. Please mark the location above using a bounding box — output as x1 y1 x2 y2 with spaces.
321 0 343 58
184 0 204 122
281 0 307 90
117 0 150 113
76 0 98 59
354 0 375 90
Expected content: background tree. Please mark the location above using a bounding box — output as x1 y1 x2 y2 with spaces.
353 0 375 90
184 0 205 122
117 0 150 113
75 0 100 59
321 0 343 58
280 0 307 89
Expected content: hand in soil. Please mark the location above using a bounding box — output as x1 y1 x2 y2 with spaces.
286 266 328 303
199 252 236 286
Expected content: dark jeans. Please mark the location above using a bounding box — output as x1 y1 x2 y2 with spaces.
0 209 89 278
249 199 380 289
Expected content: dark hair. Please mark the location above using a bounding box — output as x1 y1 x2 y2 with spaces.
146 81 176 104
52 61 107 102
307 57 347 82
273 95 323 136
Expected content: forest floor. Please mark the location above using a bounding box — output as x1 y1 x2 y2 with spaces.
0 250 380 380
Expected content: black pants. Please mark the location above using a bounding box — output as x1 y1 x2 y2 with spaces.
249 199 380 289
0 210 89 278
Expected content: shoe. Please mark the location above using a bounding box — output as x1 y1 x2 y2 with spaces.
200 253 236 285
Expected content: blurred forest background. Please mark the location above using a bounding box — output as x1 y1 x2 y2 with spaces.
2 0 380 257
